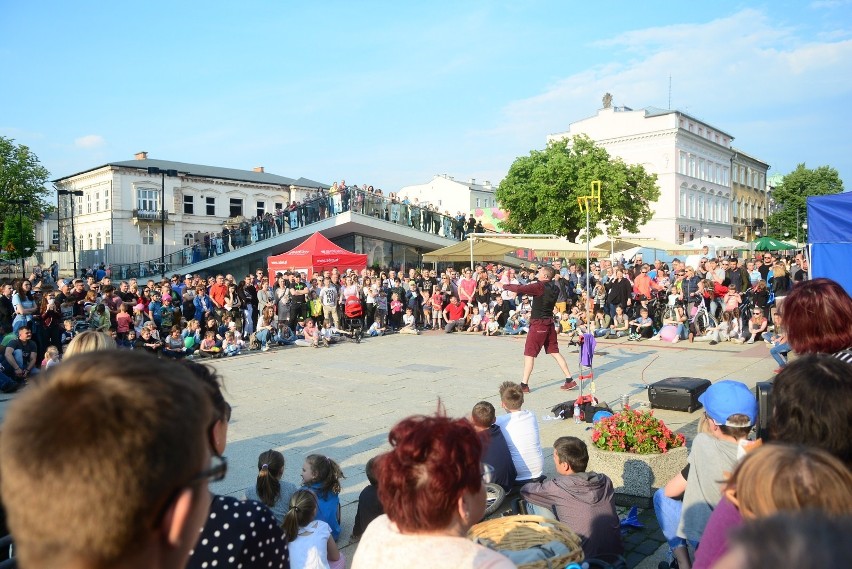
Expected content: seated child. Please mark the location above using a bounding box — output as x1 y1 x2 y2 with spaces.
197 330 222 358
222 330 243 356
41 345 61 369
60 319 75 352
366 321 384 337
466 306 483 333
351 456 384 541
629 307 654 340
399 307 420 335
521 436 623 559
300 454 344 541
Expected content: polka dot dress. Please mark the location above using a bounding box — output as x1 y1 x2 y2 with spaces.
188 495 289 569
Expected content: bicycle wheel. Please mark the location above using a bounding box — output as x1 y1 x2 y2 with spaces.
482 483 506 518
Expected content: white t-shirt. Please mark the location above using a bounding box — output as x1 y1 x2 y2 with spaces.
289 519 333 569
495 410 544 481
352 515 515 569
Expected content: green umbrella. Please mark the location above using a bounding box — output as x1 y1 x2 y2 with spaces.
752 236 798 251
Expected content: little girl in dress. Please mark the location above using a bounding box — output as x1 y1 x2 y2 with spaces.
283 490 344 569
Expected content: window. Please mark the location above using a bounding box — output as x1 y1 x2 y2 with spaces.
679 152 687 174
51 229 59 246
88 234 93 249
95 192 100 212
680 189 687 216
79 234 84 251
733 200 739 218
722 167 729 185
256 201 265 217
184 232 194 246
723 202 729 223
104 189 110 210
699 159 706 180
275 202 283 211
699 196 705 219
689 194 695 218
137 188 159 212
87 193 92 214
229 198 243 218
206 197 216 216
142 228 155 245
689 155 696 177
105 231 111 245
96 232 102 249
476 198 481 208
183 195 194 215
76 195 82 216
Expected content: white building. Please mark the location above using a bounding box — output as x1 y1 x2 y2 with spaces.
548 105 769 244
397 174 498 217
52 152 326 266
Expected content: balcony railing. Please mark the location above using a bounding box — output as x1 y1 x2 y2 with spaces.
132 209 169 221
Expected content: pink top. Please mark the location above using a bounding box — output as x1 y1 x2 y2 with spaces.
116 312 132 333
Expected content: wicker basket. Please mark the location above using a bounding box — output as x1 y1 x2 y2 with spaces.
468 515 584 569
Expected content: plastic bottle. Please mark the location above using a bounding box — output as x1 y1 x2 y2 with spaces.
574 402 581 424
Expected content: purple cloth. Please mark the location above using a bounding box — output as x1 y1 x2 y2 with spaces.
692 496 743 569
580 333 596 367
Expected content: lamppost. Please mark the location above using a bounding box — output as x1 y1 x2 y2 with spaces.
146 167 179 279
56 187 85 277
8 198 30 279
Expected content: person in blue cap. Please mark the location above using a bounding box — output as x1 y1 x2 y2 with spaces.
653 380 757 569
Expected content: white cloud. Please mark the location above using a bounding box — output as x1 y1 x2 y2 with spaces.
74 134 105 149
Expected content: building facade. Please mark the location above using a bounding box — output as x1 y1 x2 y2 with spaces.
52 152 326 266
397 174 498 217
731 150 772 242
548 105 771 244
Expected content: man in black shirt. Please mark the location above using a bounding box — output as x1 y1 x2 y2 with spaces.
1 327 39 392
500 265 575 393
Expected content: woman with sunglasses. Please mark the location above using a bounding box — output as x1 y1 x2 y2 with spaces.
185 362 289 569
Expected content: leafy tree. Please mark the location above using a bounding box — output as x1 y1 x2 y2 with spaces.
0 136 51 254
1 216 37 261
496 135 660 242
767 163 843 240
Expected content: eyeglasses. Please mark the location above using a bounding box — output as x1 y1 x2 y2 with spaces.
192 453 228 484
481 463 496 484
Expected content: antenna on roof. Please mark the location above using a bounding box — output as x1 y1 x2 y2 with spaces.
668 75 672 110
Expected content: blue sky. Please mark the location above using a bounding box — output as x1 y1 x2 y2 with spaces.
2 1 851 191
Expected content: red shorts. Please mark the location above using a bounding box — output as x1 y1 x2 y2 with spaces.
524 319 559 357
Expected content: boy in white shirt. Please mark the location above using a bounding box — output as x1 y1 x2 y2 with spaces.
495 381 544 485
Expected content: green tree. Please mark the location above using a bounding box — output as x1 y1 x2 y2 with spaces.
767 163 844 240
0 136 51 254
1 216 37 261
496 135 660 242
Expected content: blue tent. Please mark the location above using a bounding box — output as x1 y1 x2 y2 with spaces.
808 193 852 295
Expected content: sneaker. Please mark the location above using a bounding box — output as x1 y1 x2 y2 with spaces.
560 380 578 391
322 338 330 348
520 383 530 393
651 335 661 341
747 338 754 344
709 340 718 345
261 345 269 352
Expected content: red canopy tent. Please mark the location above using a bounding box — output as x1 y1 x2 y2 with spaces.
267 232 367 281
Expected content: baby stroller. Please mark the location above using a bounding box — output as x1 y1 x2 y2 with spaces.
342 296 365 343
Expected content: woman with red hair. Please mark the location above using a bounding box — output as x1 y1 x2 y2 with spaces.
352 413 514 569
782 278 852 356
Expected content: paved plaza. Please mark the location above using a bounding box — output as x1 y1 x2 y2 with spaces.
0 333 777 567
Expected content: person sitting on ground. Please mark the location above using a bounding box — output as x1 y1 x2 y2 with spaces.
351 456 384 541
470 401 517 492
503 310 527 335
399 306 421 335
244 449 298 525
691 443 852 569
521 436 623 559
1 326 39 393
591 308 612 338
654 380 757 569
162 325 188 359
351 412 515 569
300 454 345 541
0 351 215 569
196 330 222 358
610 305 629 337
495 381 544 486
743 310 767 344
628 306 654 341
283 489 345 569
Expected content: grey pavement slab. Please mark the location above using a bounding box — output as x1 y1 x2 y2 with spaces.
0 332 777 567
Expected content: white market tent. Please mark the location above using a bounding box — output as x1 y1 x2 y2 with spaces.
595 237 696 257
681 236 750 250
423 235 607 267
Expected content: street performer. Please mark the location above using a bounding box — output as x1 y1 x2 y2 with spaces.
498 264 576 393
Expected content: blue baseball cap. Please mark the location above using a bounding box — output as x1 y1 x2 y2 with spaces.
699 380 757 426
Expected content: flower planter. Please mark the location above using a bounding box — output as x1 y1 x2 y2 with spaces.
586 433 688 501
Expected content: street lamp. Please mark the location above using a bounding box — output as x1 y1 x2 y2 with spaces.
8 198 30 279
146 167 179 279
56 187 85 278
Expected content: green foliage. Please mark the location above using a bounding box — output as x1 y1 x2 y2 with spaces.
767 163 843 240
0 136 51 248
495 135 660 242
2 216 37 260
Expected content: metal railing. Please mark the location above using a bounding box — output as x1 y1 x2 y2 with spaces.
107 188 482 279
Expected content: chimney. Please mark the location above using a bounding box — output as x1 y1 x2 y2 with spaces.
135 151 148 160
484 180 491 189
253 166 265 173
469 178 476 185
